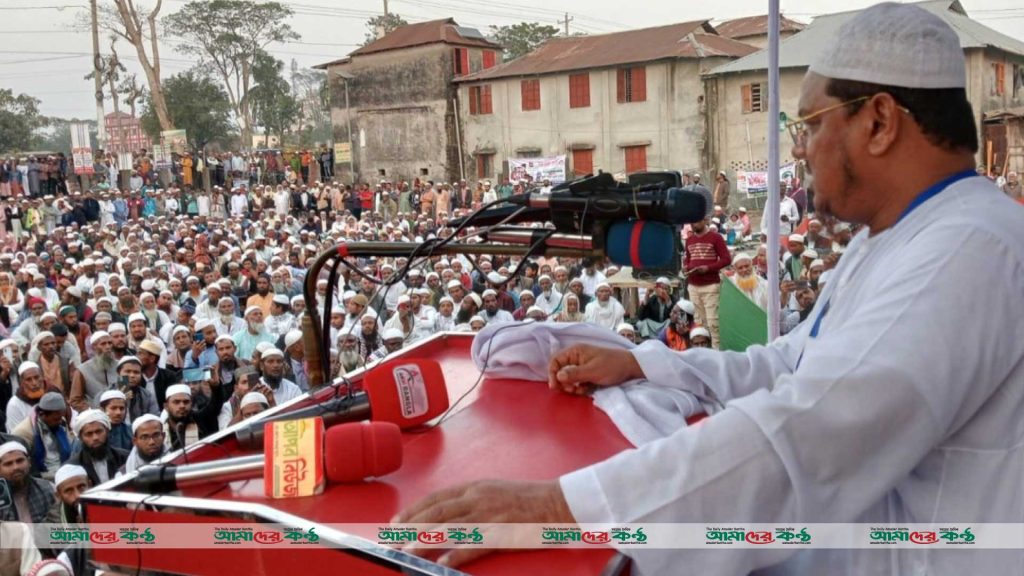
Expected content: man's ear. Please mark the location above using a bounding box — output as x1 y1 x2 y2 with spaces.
864 93 902 157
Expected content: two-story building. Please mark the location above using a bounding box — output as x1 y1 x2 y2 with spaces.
704 0 1024 178
315 18 501 183
454 21 757 182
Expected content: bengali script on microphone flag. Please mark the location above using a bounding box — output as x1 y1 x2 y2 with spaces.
266 417 325 498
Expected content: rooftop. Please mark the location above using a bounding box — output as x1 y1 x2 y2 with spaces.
708 0 1024 76
714 14 807 39
457 20 757 82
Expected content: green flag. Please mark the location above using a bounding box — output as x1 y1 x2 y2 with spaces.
718 275 768 351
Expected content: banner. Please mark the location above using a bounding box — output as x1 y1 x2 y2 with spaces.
737 162 796 197
69 123 94 175
718 274 768 352
161 129 188 155
333 142 351 164
508 155 566 184
152 144 172 171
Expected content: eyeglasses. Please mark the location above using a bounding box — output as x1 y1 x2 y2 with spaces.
786 96 912 148
137 431 165 442
785 97 870 148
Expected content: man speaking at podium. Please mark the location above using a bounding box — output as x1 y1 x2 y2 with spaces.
396 4 1024 574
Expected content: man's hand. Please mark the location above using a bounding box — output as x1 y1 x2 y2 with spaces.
392 480 574 568
191 340 205 361
548 344 644 396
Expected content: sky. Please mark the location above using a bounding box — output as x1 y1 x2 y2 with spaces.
1 0 1022 121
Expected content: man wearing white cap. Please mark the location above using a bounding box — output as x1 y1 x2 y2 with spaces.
636 276 676 339
583 283 624 331
69 331 119 412
394 5 1024 575
368 328 406 362
534 275 562 316
231 305 276 360
728 253 769 310
265 293 295 337
122 414 166 474
479 290 514 326
47 464 88 525
98 389 132 453
259 347 302 404
67 409 126 486
615 323 636 345
0 440 55 523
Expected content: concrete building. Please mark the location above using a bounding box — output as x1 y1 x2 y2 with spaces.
454 21 757 182
704 0 1024 179
714 14 806 49
315 18 501 184
104 111 151 155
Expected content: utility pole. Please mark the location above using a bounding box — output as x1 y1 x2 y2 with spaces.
558 12 573 36
90 0 107 150
383 0 389 16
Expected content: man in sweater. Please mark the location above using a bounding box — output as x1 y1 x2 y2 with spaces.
684 218 732 348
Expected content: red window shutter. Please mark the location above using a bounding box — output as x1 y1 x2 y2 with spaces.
741 84 753 114
624 146 647 173
469 87 478 115
453 48 463 75
521 79 540 111
482 50 496 69
632 66 646 102
572 149 593 176
569 73 590 108
477 155 484 178
616 68 626 103
481 85 493 114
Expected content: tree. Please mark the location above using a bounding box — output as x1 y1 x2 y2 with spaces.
291 63 331 146
79 0 173 130
164 0 300 146
249 52 299 146
488 22 560 61
35 119 97 155
118 74 146 119
0 89 44 153
140 70 234 150
363 13 408 46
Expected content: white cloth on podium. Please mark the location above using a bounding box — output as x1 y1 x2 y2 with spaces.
470 322 711 446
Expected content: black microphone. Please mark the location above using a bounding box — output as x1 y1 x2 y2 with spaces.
505 186 706 226
446 205 550 228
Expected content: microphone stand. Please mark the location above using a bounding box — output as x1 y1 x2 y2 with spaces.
301 240 603 390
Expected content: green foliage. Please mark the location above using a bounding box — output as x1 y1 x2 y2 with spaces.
250 51 300 145
363 13 408 46
488 22 560 61
0 89 44 153
140 70 235 149
34 118 96 155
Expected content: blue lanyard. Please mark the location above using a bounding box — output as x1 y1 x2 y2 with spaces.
795 169 976 368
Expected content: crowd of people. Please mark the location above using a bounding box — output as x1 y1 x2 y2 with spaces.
0 136 1019 574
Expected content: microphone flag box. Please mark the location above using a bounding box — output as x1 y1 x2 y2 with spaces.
263 416 325 499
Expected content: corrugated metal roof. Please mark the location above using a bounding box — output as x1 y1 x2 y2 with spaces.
715 14 806 39
455 21 758 83
708 0 1024 76
347 18 500 58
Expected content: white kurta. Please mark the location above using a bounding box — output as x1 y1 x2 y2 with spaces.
560 176 1024 575
584 298 624 330
535 289 563 315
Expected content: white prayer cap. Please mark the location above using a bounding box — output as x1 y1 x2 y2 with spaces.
240 391 269 410
810 259 825 270
194 319 214 332
0 338 16 350
809 2 965 89
31 331 54 349
165 383 192 400
690 326 711 340
360 309 379 320
655 276 670 286
439 296 454 305
99 389 126 405
108 322 127 334
141 279 156 291
0 440 27 459
261 347 284 359
73 408 110 436
466 292 482 308
519 289 534 298
128 312 147 325
284 329 304 349
244 305 262 317
40 312 57 322
595 282 611 291
17 361 40 377
397 295 411 306
733 252 753 264
132 414 162 435
172 325 192 337
616 323 635 334
215 334 235 346
382 328 405 341
54 464 88 488
802 249 819 260
675 299 696 315
481 289 497 299
255 341 276 354
486 271 506 284
788 234 804 244
468 315 486 325
446 279 462 290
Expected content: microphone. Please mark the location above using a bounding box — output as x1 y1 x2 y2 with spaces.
234 358 449 450
505 187 706 226
301 313 324 390
133 420 403 494
446 205 551 228
604 221 680 270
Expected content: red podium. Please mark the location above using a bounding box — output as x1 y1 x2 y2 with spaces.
82 333 649 575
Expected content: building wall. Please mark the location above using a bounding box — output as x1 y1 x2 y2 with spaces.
705 68 805 176
458 58 718 182
324 42 496 184
104 114 151 155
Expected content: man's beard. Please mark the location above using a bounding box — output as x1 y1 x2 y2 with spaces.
248 321 264 333
263 373 282 388
258 288 269 296
112 344 128 354
456 308 472 324
220 357 238 371
736 274 759 293
272 282 287 293
341 349 362 371
84 442 109 460
140 445 165 462
220 314 234 325
66 322 79 334
96 352 115 369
